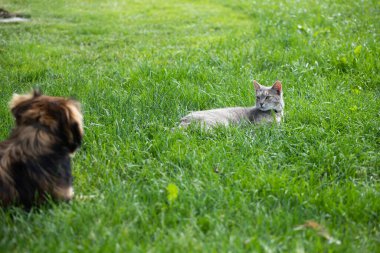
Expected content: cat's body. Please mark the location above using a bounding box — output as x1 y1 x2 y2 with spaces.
180 80 284 128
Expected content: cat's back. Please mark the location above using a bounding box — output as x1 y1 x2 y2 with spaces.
180 107 250 128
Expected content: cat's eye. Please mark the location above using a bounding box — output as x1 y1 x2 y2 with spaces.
265 96 271 100
256 96 260 100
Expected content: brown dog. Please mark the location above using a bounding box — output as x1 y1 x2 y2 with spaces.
0 90 83 209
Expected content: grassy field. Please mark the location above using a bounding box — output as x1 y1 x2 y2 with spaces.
0 0 379 252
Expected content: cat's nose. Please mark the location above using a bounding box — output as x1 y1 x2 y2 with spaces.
260 103 264 107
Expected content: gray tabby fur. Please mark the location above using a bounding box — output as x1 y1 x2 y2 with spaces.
179 80 284 129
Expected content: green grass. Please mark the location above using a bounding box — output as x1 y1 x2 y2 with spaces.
0 0 379 252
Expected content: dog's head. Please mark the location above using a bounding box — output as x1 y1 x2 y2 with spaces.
9 90 84 153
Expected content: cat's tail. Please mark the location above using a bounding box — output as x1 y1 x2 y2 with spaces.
179 116 192 128
170 116 190 132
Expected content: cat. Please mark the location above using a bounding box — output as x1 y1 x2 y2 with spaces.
179 80 284 129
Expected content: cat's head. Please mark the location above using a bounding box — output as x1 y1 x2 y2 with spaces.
253 80 284 112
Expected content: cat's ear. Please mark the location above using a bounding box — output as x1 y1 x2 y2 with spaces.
271 80 282 94
253 80 261 91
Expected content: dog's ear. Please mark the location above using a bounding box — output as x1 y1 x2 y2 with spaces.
60 101 83 153
67 122 83 153
9 89 41 110
9 93 33 111
9 90 42 119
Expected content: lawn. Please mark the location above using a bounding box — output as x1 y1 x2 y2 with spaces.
0 0 379 252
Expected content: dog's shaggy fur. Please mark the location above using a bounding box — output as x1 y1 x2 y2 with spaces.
0 90 83 209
